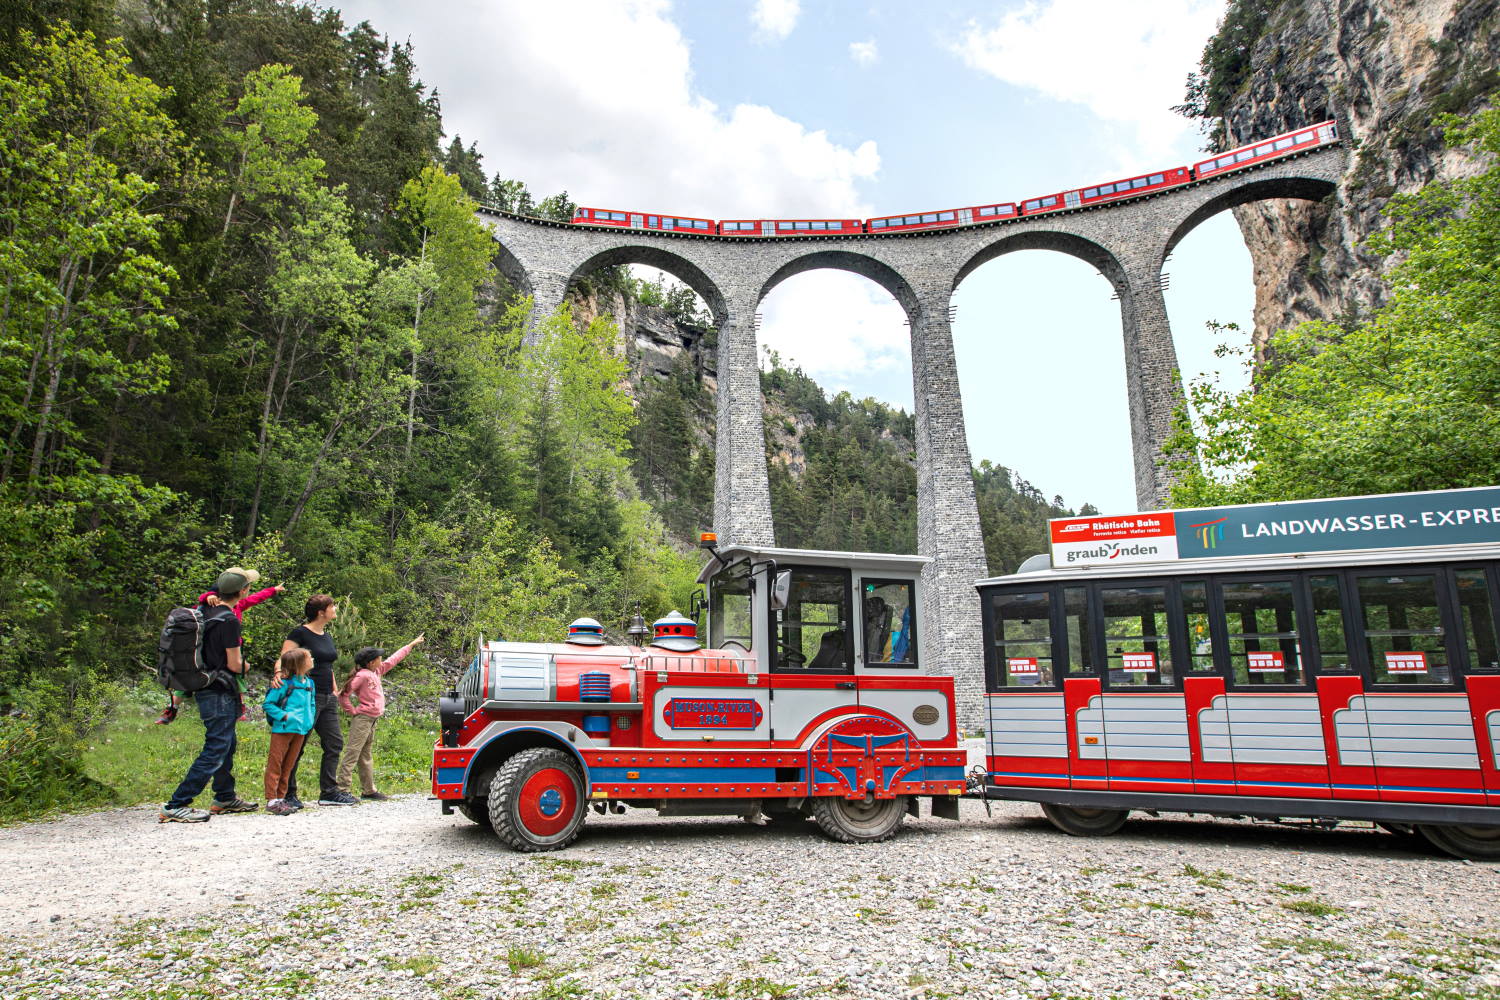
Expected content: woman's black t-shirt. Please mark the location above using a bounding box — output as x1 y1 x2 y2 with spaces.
287 624 338 696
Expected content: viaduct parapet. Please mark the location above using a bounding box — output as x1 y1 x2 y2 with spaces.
476 143 1348 729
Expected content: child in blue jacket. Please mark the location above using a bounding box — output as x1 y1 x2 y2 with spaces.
263 648 316 815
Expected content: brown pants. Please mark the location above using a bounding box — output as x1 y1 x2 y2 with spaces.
264 732 307 801
336 714 379 795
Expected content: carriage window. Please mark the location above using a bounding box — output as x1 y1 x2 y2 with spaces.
708 562 753 652
1064 587 1095 674
1150 174 1164 184
1356 573 1453 685
1181 581 1215 672
1219 579 1303 685
1276 137 1295 150
863 579 916 667
992 591 1054 686
775 568 850 673
1101 586 1173 686
979 206 996 216
939 212 955 221
905 216 920 225
1454 569 1499 671
795 221 810 230
1309 575 1352 671
871 219 887 228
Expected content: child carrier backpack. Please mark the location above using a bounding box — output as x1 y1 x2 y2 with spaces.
155 606 232 693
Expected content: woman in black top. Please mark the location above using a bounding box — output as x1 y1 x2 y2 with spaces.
274 594 355 806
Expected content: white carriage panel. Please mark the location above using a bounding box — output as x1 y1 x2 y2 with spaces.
772 688 856 745
1368 737 1482 756
1340 751 1376 767
1222 734 1328 751
1221 695 1321 711
1490 710 1500 759
989 718 1071 734
988 740 1068 758
860 688 951 743
1078 743 1107 759
1105 744 1191 762
1335 734 1373 752
1367 721 1476 741
650 685 771 741
1104 732 1193 750
1369 750 1480 770
1333 699 1375 768
1098 720 1190 737
989 729 1068 746
1223 722 1325 740
1229 748 1330 765
1223 707 1323 725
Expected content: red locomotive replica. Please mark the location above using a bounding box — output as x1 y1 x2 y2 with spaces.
567 120 1337 238
434 542 966 851
434 485 1500 860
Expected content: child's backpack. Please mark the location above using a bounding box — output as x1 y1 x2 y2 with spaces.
155 606 233 693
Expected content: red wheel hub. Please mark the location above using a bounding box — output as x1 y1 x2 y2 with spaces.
516 766 578 837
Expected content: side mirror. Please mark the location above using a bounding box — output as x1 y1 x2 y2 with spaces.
688 587 706 620
770 570 792 611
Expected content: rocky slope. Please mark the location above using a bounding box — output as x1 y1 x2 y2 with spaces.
1205 0 1499 350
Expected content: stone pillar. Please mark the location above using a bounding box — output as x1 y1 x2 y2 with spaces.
1118 265 1188 509
524 271 572 346
909 287 989 733
712 291 775 547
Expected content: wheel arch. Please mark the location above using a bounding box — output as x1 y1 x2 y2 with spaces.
464 727 589 798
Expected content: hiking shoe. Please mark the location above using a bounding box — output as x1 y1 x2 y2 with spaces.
318 791 359 807
209 798 259 815
159 805 209 823
154 706 178 725
360 792 390 802
266 800 295 816
283 794 303 811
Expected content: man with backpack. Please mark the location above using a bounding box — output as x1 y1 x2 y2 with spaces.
158 569 262 823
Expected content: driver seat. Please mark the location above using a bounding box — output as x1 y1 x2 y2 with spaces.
808 629 846 669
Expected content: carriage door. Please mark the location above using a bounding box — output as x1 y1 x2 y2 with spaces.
1349 570 1483 804
769 567 853 746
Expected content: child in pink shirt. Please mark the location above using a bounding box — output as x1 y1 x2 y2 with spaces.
335 633 423 800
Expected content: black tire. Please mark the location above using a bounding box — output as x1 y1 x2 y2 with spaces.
810 795 906 843
488 747 587 852
1415 823 1500 861
457 799 492 829
1041 802 1129 837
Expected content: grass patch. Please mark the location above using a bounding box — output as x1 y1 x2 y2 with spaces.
1281 899 1344 917
80 684 434 810
506 946 546 972
1261 936 1352 955
385 954 441 976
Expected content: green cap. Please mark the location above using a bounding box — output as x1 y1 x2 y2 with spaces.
213 566 260 597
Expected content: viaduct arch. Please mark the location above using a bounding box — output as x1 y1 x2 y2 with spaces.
476 140 1349 728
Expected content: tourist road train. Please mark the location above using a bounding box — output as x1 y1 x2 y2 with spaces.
568 120 1338 237
432 485 1500 861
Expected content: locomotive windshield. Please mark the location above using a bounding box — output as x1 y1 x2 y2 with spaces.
707 558 753 650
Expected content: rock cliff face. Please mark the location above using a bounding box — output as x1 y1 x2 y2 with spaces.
1213 0 1498 349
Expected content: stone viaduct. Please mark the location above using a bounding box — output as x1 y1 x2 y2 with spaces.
475 140 1347 729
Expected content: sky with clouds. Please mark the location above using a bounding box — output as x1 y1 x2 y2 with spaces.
330 0 1250 514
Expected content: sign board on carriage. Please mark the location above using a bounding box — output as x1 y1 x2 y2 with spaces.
1048 486 1500 568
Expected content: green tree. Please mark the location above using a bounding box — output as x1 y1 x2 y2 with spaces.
1168 103 1500 506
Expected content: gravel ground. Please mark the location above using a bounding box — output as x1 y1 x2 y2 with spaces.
3 757 1498 999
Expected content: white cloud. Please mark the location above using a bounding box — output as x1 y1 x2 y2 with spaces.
750 0 801 41
952 0 1225 159
757 272 909 390
334 0 877 218
849 39 878 66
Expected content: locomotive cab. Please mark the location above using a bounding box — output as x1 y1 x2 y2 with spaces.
434 544 966 852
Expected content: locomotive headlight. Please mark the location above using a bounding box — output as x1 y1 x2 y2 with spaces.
439 692 466 748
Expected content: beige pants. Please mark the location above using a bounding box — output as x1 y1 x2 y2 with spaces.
336 714 379 795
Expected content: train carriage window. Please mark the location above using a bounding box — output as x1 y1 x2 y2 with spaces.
1275 137 1295 150
1309 575 1353 671
795 221 810 230
1131 178 1148 189
991 591 1054 686
708 561 754 651
905 215 920 225
1101 586 1173 686
1218 579 1303 685
978 206 996 216
863 579 917 667
1355 573 1453 685
1181 582 1215 672
871 219 887 228
1083 189 1098 199
1454 569 1499 671
1024 200 1039 211
938 212 955 221
921 213 938 223
1150 174 1164 184
1064 586 1095 674
1256 143 1274 156
775 568 851 673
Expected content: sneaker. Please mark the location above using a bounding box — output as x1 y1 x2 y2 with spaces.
158 805 209 823
283 794 303 811
317 791 359 807
154 706 178 725
209 798 259 815
360 792 390 802
266 800 295 816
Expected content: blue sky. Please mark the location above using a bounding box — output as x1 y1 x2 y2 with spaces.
333 0 1250 514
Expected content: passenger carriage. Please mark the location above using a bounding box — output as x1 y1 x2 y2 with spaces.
1193 120 1339 179
719 219 863 237
434 540 965 851
981 486 1500 860
571 206 715 233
